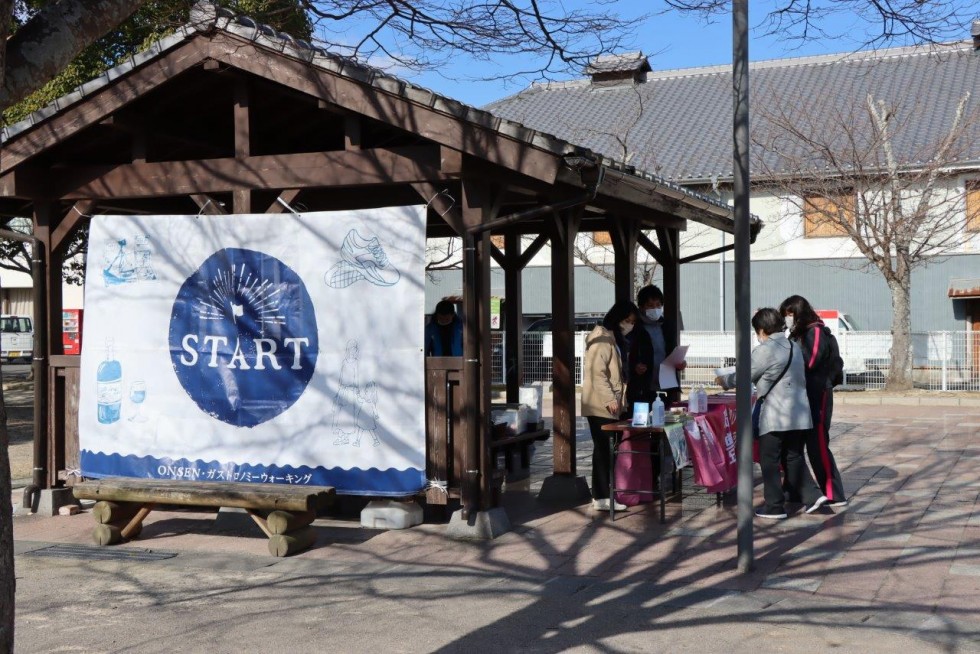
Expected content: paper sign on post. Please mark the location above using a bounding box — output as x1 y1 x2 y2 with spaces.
658 345 689 389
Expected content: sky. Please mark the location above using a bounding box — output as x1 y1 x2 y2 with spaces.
384 1 969 108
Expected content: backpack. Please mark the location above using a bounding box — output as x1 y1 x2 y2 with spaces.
822 326 845 387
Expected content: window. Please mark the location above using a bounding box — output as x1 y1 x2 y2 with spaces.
966 181 980 232
803 193 853 238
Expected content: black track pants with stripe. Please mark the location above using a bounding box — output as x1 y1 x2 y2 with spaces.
805 387 846 503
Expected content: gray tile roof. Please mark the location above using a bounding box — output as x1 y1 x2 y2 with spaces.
486 43 980 184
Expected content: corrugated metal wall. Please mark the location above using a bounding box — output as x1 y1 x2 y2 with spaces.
425 253 980 331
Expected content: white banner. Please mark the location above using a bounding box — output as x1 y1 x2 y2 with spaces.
79 208 427 495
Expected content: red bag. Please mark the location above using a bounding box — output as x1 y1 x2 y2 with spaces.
614 432 653 506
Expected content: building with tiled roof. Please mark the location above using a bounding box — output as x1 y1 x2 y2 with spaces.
487 41 980 332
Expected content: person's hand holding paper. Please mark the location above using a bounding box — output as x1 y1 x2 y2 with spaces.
659 345 688 389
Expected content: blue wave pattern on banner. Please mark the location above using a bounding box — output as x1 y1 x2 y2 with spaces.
80 450 426 496
169 248 318 428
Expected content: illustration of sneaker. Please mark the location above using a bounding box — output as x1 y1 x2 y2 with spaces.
339 230 400 287
325 261 365 288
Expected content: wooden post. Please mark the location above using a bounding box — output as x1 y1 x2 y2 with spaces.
234 76 251 214
659 228 681 334
610 217 638 304
550 207 581 477
476 228 494 509
503 230 523 404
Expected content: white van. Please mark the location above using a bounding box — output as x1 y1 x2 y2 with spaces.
815 310 857 337
1 315 33 362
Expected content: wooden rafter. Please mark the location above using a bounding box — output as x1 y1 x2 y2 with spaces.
46 147 445 200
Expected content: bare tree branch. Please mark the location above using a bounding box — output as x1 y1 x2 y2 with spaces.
755 88 980 389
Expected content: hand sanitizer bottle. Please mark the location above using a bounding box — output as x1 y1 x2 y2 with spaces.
97 338 122 424
697 385 708 414
651 393 666 428
688 389 699 413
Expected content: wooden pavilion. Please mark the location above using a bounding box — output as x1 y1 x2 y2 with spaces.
0 3 758 531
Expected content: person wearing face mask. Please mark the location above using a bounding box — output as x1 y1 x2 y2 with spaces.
582 300 640 511
628 285 687 409
779 295 847 507
423 299 463 356
716 308 828 519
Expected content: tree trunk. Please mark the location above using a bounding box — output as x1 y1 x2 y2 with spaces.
0 0 147 108
886 275 913 390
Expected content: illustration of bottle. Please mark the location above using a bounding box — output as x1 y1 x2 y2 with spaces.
97 339 122 424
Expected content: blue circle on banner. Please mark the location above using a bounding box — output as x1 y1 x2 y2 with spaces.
169 248 318 427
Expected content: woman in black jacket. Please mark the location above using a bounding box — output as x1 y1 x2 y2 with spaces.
779 295 847 506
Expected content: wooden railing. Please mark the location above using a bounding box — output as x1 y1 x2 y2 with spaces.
48 355 470 503
48 355 80 487
424 356 465 505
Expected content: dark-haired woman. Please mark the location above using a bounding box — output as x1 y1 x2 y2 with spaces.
779 295 847 506
582 301 639 511
717 308 827 519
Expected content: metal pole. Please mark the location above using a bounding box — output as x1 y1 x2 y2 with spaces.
461 233 480 519
733 0 754 573
719 232 726 331
941 331 948 392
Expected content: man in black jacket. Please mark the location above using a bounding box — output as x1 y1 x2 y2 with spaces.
627 285 685 408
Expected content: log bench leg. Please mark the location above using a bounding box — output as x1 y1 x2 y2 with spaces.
91 502 153 546
247 509 318 557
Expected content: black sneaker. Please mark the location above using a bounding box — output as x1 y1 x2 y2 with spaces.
755 509 788 520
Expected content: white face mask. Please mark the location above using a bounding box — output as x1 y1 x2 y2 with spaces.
645 307 664 321
620 321 634 336
784 315 795 331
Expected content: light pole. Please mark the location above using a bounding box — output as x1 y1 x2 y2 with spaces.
733 0 754 573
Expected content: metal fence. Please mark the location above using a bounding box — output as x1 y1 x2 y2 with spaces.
490 330 980 392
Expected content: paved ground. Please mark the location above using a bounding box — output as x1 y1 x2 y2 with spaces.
8 393 980 652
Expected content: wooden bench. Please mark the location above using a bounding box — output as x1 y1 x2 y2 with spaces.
490 428 550 476
72 478 336 557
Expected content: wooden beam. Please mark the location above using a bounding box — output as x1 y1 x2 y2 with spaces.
234 77 250 159
51 200 95 253
209 35 562 185
637 231 665 265
516 232 549 270
54 147 445 200
344 115 361 151
489 243 506 268
191 194 226 215
411 181 463 236
1 38 210 173
233 189 251 214
265 188 301 213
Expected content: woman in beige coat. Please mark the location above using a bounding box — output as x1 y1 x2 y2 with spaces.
583 300 640 510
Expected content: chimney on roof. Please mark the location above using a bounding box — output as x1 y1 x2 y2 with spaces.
585 52 651 86
973 20 980 50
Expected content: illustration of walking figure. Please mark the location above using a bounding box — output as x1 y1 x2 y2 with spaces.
353 382 380 447
332 340 360 445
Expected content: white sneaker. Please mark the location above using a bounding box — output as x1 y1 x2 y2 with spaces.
592 498 628 511
805 495 829 514
828 500 849 508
